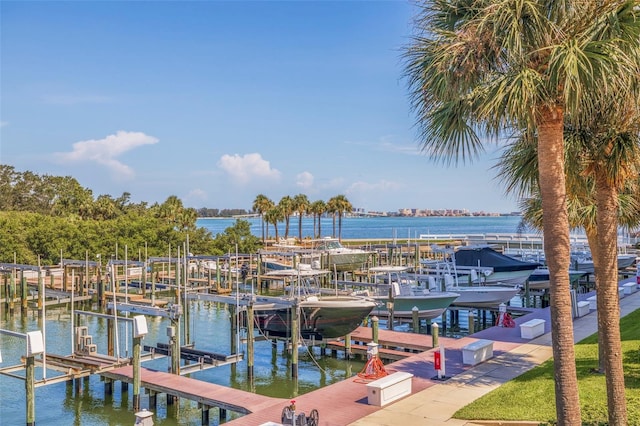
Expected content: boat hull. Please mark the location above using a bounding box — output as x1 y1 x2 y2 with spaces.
255 296 376 339
372 292 459 319
449 286 520 308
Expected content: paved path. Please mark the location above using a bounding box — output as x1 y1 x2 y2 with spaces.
348 277 640 426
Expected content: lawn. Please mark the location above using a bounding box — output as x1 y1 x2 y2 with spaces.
454 308 640 425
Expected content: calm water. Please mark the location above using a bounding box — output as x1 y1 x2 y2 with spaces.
0 216 524 425
198 215 526 240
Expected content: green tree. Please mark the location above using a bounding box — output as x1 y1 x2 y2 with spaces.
252 194 274 243
293 194 310 242
264 205 284 242
310 200 327 238
278 196 294 239
403 2 639 423
327 195 351 241
212 219 262 254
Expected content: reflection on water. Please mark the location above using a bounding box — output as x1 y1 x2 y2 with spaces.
0 301 366 425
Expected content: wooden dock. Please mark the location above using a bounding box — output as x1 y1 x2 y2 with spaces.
100 366 287 415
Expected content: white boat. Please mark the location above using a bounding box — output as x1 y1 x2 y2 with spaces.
364 266 460 320
301 237 374 272
418 260 520 308
571 249 637 273
526 267 587 290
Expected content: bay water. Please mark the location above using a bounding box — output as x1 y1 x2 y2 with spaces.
0 215 525 425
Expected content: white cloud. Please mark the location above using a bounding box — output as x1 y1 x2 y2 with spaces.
54 131 158 180
217 153 281 184
295 171 314 189
0 121 8 128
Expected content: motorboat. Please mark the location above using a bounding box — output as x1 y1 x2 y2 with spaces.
449 246 540 286
526 267 587 290
253 268 376 340
364 266 460 320
418 259 520 308
299 237 375 272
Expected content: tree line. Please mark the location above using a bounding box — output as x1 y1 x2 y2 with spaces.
0 165 356 264
0 165 261 264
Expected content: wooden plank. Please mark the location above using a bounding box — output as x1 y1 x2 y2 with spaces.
100 366 286 414
325 341 410 361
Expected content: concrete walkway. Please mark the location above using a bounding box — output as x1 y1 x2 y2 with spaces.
348 277 640 426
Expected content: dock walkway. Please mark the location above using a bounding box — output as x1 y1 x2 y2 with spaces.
227 279 640 425
100 366 287 415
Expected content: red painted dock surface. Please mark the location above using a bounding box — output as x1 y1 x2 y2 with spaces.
104 308 551 425
101 366 287 415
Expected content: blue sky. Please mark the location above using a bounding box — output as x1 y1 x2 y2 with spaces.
1 1 518 214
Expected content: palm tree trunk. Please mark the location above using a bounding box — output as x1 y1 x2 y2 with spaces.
261 215 265 243
537 106 581 425
338 214 343 241
584 227 605 373
318 215 322 238
594 170 627 425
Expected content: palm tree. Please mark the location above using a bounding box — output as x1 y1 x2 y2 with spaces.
252 194 274 243
327 195 352 241
310 200 327 238
264 205 284 242
497 107 640 425
403 2 639 423
278 196 294 239
293 194 310 243
326 197 338 238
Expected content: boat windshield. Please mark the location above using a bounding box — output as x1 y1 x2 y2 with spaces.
316 240 343 250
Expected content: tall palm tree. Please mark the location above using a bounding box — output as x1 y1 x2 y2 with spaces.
310 200 327 238
328 195 352 241
403 2 639 423
497 106 640 425
278 196 294 240
252 194 274 243
326 197 339 238
293 194 310 243
264 205 284 243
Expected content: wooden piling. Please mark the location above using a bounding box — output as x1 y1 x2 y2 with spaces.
26 355 35 426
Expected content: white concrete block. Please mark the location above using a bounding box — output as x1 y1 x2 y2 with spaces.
520 319 545 339
577 301 590 317
366 371 413 406
462 339 494 366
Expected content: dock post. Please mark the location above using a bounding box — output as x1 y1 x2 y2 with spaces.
21 271 28 314
291 302 299 379
247 301 254 381
26 354 35 426
133 335 141 411
148 390 157 410
412 306 419 333
345 333 351 359
200 404 210 425
371 316 379 343
9 271 16 315
431 322 439 347
468 310 475 334
104 378 113 395
219 407 227 423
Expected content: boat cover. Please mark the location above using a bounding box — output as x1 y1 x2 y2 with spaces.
454 246 541 272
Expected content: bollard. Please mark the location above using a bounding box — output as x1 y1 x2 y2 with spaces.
431 322 439 347
371 316 379 343
468 311 475 334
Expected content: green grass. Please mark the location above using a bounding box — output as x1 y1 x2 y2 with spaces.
454 309 640 425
